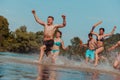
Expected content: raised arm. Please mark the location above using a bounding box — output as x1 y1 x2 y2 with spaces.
81 44 88 48
108 41 120 51
32 10 46 26
90 21 102 33
104 26 116 37
61 40 67 50
55 15 66 28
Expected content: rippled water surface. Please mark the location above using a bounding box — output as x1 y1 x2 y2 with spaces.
0 52 120 80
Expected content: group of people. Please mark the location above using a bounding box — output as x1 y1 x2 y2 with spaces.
83 21 117 67
84 21 120 69
32 10 67 63
32 10 120 69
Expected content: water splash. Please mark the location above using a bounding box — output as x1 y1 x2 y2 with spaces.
0 52 120 75
41 51 120 75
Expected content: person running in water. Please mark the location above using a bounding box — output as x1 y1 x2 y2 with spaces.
83 33 97 64
50 30 67 63
108 41 120 69
90 21 116 66
32 10 66 63
82 21 103 64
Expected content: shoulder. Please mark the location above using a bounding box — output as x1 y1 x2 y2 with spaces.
60 39 63 43
54 38 57 40
44 23 48 27
51 24 58 29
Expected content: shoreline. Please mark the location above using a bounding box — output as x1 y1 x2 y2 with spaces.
1 56 120 76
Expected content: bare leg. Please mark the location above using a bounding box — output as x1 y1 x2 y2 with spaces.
52 52 59 63
113 60 119 69
94 47 104 66
100 55 106 60
38 45 46 62
85 57 89 64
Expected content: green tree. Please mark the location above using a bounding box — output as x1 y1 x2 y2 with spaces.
0 16 9 49
62 37 86 60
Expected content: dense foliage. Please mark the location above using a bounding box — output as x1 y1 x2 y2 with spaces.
0 15 120 58
0 16 43 53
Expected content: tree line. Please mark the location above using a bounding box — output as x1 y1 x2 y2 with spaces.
0 16 43 53
0 15 120 58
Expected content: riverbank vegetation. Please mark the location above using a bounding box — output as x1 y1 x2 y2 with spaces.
0 15 120 58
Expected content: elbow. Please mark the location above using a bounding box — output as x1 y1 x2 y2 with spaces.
64 24 66 27
63 23 66 27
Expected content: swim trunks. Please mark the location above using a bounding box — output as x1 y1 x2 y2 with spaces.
43 39 54 56
85 49 95 60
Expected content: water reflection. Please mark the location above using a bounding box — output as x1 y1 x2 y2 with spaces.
92 71 99 80
0 52 120 80
115 76 120 80
36 65 56 80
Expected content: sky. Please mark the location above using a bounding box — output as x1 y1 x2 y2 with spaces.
0 0 120 46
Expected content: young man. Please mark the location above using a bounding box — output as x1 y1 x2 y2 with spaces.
32 10 66 63
108 41 120 69
82 33 97 64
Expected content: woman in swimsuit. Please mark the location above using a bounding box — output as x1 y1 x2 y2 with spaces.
90 21 116 66
51 30 67 63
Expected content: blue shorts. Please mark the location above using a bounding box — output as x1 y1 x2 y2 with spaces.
85 49 95 60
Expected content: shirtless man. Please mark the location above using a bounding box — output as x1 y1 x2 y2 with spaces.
32 10 66 62
82 33 97 64
108 41 120 69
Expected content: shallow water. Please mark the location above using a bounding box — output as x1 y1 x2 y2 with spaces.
0 52 120 80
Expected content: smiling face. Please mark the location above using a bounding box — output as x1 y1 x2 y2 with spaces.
47 16 54 25
56 31 62 38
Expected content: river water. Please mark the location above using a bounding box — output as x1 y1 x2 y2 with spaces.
0 52 120 80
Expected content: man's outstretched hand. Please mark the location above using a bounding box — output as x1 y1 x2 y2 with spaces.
32 10 36 14
62 15 66 19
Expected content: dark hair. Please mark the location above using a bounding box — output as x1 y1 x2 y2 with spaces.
88 33 92 37
57 30 62 37
99 28 105 32
48 16 54 21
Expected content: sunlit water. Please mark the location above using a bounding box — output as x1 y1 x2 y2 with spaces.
0 52 120 80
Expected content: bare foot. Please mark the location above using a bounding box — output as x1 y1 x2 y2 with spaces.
34 60 41 64
34 60 39 63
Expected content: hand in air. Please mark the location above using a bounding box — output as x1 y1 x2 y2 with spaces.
114 26 117 30
32 10 36 14
61 15 66 19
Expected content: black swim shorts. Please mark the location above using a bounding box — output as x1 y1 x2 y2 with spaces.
43 39 54 56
